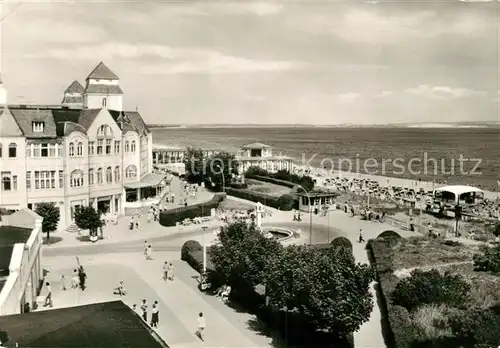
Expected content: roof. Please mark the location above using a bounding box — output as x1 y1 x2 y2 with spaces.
434 185 484 196
8 108 58 138
77 109 102 130
0 107 23 137
241 142 271 149
296 191 340 198
61 95 83 105
86 61 119 80
2 208 40 229
0 226 33 276
56 121 87 136
124 173 166 189
108 110 149 134
0 301 168 348
65 80 84 94
237 155 294 161
84 84 124 95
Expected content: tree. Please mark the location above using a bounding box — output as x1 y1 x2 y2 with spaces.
473 244 500 273
204 151 239 192
35 202 60 244
73 206 103 238
183 147 205 184
210 221 282 287
264 245 374 337
493 222 500 237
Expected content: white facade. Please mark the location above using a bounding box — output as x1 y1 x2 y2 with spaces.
0 62 153 230
0 210 43 316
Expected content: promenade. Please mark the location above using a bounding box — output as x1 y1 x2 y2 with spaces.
40 192 421 348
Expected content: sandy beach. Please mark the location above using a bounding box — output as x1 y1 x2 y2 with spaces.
295 165 498 201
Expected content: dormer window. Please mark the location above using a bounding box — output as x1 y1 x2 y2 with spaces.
32 121 45 132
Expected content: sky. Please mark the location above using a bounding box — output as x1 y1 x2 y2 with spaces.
2 0 499 125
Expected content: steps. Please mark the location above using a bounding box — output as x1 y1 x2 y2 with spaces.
65 224 80 234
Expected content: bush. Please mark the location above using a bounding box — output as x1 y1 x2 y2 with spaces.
377 230 403 241
159 193 225 227
449 305 500 347
250 175 296 188
389 305 418 348
412 304 453 341
392 269 470 312
367 239 395 274
244 168 315 191
473 244 500 273
492 222 500 237
225 188 280 209
331 236 353 252
245 166 269 177
181 240 202 261
181 245 224 288
276 193 297 211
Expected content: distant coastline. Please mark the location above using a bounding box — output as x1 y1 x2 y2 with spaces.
146 122 498 129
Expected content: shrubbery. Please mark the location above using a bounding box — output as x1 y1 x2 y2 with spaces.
392 269 471 311
159 193 225 227
180 240 224 288
377 230 403 241
331 236 353 252
473 244 500 273
225 187 281 209
181 240 202 261
276 193 297 211
245 167 315 191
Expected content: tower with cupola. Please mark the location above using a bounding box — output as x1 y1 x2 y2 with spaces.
83 61 123 111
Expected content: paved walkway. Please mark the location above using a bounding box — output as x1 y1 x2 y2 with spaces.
41 252 273 348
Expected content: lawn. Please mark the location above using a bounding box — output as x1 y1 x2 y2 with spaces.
218 198 256 211
391 237 482 270
245 179 293 198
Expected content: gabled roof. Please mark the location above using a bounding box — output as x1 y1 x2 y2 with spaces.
0 107 23 137
241 142 271 149
84 84 123 95
61 95 83 105
77 109 102 130
9 108 58 138
108 110 149 134
65 80 84 94
86 61 119 80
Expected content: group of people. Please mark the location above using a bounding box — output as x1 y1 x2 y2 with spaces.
132 299 160 328
162 261 176 281
129 214 141 230
61 265 87 291
215 284 231 303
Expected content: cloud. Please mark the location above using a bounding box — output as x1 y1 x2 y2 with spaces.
405 85 486 99
337 93 360 102
206 2 283 16
375 90 394 98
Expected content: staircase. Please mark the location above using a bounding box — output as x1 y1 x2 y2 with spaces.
65 224 80 234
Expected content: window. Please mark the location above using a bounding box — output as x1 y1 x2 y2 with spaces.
41 143 48 157
97 125 112 137
114 141 120 154
114 166 120 182
49 144 56 157
26 172 31 190
32 121 44 132
102 97 107 107
8 143 16 158
97 140 103 155
124 141 130 152
13 176 17 190
59 170 64 188
89 142 95 155
0 144 2 157
69 142 75 157
34 171 56 189
57 145 62 157
130 140 136 152
105 139 112 154
1 172 11 191
70 170 84 187
89 169 94 185
76 142 83 156
125 165 137 179
97 168 103 184
106 167 112 183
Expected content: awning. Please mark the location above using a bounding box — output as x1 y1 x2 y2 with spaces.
124 173 166 189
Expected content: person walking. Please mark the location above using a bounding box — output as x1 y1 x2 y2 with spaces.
140 299 148 322
60 275 67 291
163 262 169 281
150 301 159 328
71 269 80 289
135 214 140 229
196 312 206 341
43 282 53 307
78 266 87 291
358 229 365 243
168 262 175 281
146 245 153 260
129 216 134 230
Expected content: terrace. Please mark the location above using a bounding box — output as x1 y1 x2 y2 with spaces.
0 226 33 293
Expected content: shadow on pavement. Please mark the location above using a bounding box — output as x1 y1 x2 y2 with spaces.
43 237 63 245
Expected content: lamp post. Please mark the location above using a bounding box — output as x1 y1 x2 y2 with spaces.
202 224 208 273
297 185 313 245
215 164 225 193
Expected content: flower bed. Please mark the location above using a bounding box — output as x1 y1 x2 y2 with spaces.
159 193 225 227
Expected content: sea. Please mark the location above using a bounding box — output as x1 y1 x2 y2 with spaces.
152 127 500 190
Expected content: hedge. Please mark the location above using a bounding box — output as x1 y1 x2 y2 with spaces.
331 236 353 252
246 174 296 188
367 237 419 348
159 193 226 227
225 188 298 211
180 241 224 288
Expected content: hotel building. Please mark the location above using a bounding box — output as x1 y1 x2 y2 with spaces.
0 62 161 230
